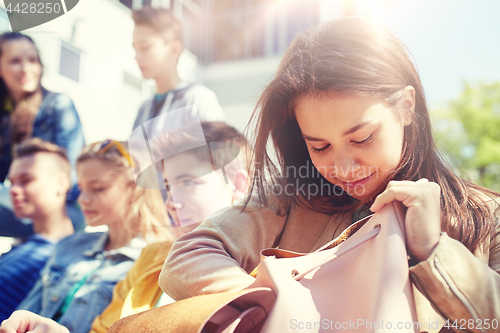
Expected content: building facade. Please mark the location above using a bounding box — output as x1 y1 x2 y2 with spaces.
0 0 354 140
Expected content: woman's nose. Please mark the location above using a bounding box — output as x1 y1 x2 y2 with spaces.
20 59 29 72
332 151 362 179
22 59 38 73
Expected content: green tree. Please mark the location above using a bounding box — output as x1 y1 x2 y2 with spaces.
432 82 500 192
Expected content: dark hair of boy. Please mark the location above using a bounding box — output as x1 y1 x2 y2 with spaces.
149 121 250 187
14 138 70 177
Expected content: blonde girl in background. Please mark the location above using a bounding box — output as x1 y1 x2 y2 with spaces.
12 140 170 333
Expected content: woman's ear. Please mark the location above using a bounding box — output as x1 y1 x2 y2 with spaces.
401 86 416 126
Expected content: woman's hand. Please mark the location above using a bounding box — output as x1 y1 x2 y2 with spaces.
370 178 442 262
0 310 69 333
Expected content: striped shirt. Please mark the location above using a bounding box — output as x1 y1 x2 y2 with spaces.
0 234 55 321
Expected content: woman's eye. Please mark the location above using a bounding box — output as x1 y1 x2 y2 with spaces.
310 144 330 154
92 187 105 193
351 133 374 146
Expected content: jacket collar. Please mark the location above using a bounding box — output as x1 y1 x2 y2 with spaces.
84 232 147 261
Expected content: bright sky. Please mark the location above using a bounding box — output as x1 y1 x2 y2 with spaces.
363 0 500 108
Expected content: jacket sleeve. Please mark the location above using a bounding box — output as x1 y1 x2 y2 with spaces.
185 85 226 122
159 198 287 301
51 94 85 166
409 205 500 333
50 94 85 193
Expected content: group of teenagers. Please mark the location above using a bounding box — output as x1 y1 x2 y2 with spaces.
0 5 499 333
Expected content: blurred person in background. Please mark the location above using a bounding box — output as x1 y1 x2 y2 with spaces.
0 139 74 322
8 140 170 333
131 7 225 130
0 32 86 237
160 121 249 234
0 121 250 333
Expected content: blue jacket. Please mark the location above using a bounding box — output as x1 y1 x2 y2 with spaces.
17 231 146 333
0 89 85 201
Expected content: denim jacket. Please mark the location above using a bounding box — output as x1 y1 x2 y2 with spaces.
17 231 147 333
0 89 85 201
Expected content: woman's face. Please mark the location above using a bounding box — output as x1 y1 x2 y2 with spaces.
77 159 134 228
294 91 414 200
0 39 42 99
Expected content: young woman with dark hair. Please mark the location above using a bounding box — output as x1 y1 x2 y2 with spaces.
159 17 500 332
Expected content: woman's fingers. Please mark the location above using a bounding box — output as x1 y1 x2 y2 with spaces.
369 179 442 261
0 310 31 333
0 311 68 333
370 179 432 212
370 185 414 212
27 326 48 333
26 324 56 333
0 323 17 333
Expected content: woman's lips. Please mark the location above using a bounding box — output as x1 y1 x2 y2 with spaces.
19 76 34 84
341 173 373 189
82 210 97 216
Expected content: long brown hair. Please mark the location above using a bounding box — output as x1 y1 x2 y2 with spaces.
77 141 173 243
0 32 43 144
243 17 498 252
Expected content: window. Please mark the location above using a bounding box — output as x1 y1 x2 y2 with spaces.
184 0 319 64
119 0 134 8
59 42 81 82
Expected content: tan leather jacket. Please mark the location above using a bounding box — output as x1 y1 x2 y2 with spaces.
160 195 500 333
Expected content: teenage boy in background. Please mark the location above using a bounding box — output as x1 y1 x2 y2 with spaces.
131 7 225 129
0 138 74 321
